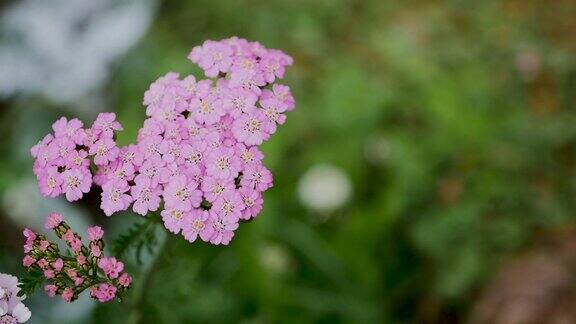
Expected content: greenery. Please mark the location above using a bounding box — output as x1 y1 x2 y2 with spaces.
1 0 576 323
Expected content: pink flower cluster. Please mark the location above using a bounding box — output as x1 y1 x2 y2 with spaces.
22 213 131 303
31 113 122 201
31 37 294 245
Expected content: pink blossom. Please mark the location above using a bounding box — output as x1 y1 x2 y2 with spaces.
261 84 295 111
232 110 271 146
92 112 123 137
130 176 162 216
160 207 187 234
52 259 64 272
22 256 35 268
163 174 202 210
44 285 58 298
98 257 124 279
182 210 212 243
43 270 55 279
62 288 74 302
205 212 239 245
236 144 264 167
212 191 244 220
118 273 132 288
90 243 102 258
87 226 104 241
136 154 166 186
45 212 63 229
201 177 235 203
205 147 241 180
90 138 120 166
61 168 92 202
223 87 258 117
101 180 133 216
241 163 273 191
76 255 87 266
188 40 234 77
52 117 84 142
39 240 50 251
90 283 117 303
189 94 225 125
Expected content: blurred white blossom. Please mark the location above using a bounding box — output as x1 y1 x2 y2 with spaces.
0 0 156 103
297 164 352 214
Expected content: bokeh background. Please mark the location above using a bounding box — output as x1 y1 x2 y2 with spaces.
1 0 576 323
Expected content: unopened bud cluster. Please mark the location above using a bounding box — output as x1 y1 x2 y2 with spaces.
22 213 131 303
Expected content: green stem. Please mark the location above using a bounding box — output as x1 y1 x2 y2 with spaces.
126 223 168 324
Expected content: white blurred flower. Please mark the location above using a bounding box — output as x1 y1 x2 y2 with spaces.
260 244 292 276
297 164 352 214
0 0 156 103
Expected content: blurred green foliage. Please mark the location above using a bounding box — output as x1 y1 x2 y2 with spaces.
1 0 576 323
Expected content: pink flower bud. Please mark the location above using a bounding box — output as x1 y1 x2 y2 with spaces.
45 212 63 229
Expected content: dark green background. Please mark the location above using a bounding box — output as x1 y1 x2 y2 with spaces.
1 0 576 323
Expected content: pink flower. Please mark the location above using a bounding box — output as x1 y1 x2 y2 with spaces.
52 258 64 272
188 40 234 77
180 117 205 140
23 228 36 242
204 212 239 245
62 229 75 244
52 117 85 143
236 144 264 167
180 140 207 174
130 176 162 216
261 84 295 111
69 238 83 254
76 255 87 266
110 162 136 183
62 288 74 302
44 284 58 298
22 256 35 268
241 163 273 191
232 110 271 146
120 144 144 167
90 138 120 166
90 243 102 258
87 226 104 241
259 49 293 83
45 212 63 229
188 94 225 125
200 177 235 203
163 174 202 210
39 240 50 251
158 139 182 163
223 87 258 117
136 154 166 186
260 98 287 127
37 259 49 269
90 283 117 303
73 277 84 286
212 191 244 220
65 149 90 169
98 257 124 279
181 210 212 243
160 207 187 234
92 112 123 137
118 273 132 288
43 270 55 279
101 180 133 216
61 168 92 202
205 147 241 180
